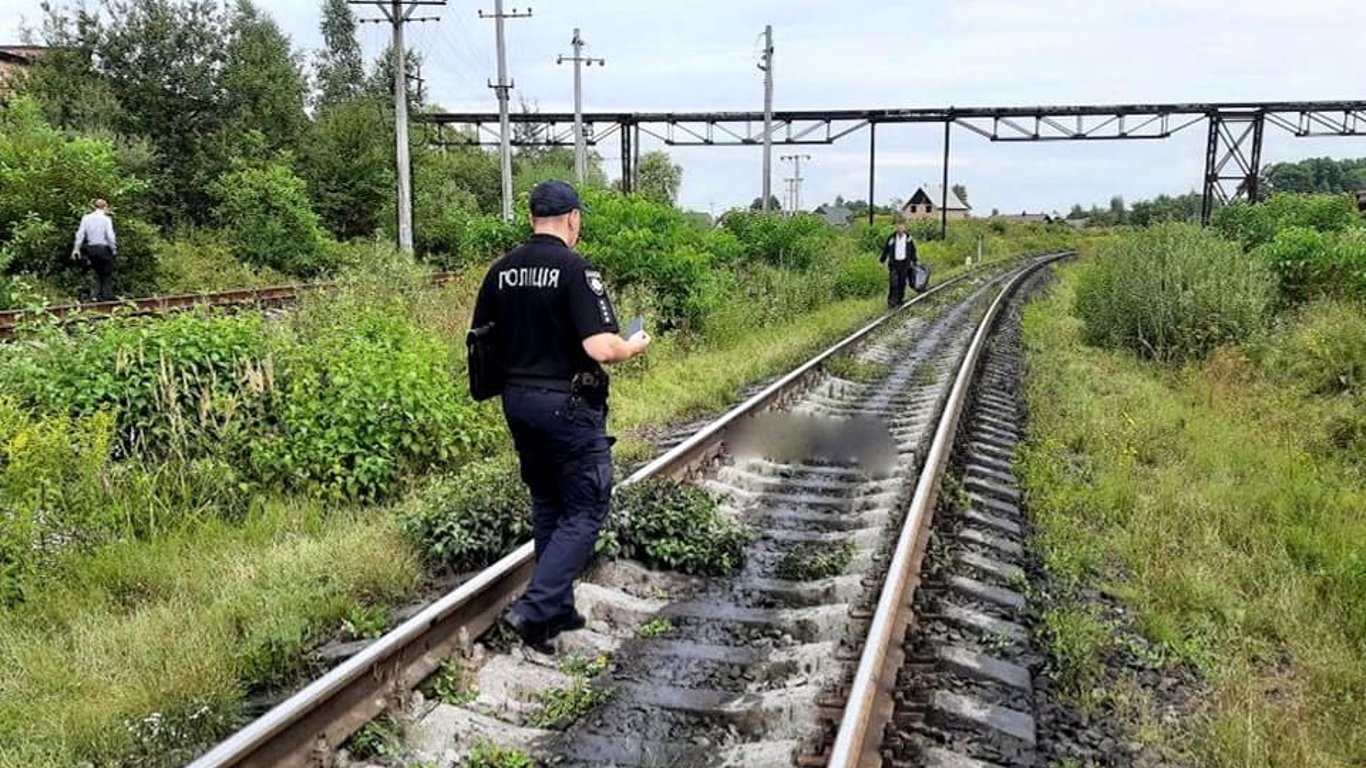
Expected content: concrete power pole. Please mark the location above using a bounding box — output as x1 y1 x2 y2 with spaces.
353 0 447 253
758 25 774 212
558 28 605 185
780 154 810 214
480 1 531 221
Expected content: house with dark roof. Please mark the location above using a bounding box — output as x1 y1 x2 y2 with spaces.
901 184 971 220
0 46 45 89
816 203 853 227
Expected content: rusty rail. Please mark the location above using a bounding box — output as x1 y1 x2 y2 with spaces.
0 272 460 337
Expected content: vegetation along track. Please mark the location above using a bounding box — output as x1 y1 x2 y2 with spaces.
186 252 1070 768
0 272 459 338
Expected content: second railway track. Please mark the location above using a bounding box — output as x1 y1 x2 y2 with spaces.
187 251 1070 768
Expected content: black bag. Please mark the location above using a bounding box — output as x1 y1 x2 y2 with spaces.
912 264 930 292
466 323 504 401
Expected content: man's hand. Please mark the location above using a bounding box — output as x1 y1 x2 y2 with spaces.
627 329 652 356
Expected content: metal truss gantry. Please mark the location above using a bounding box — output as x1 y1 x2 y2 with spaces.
421 101 1366 226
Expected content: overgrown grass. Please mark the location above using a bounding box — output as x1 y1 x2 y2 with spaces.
1020 262 1366 767
0 506 419 768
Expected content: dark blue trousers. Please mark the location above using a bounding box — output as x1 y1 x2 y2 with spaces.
501 386 614 624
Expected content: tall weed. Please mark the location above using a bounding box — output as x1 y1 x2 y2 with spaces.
1074 224 1273 361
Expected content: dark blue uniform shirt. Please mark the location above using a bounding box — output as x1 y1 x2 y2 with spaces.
472 233 620 383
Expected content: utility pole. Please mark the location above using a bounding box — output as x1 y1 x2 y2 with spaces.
354 0 446 253
480 1 532 221
758 25 774 212
780 154 810 214
558 28 605 185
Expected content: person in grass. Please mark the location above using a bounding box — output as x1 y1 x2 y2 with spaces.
72 198 118 302
879 219 918 308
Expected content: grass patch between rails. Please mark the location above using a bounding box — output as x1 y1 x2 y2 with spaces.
1020 261 1366 767
775 540 856 581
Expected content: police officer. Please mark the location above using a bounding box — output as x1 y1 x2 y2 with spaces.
470 180 651 652
879 219 917 308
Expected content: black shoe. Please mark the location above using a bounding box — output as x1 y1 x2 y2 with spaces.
503 610 556 654
548 609 587 635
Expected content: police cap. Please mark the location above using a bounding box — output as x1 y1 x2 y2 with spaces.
530 180 589 217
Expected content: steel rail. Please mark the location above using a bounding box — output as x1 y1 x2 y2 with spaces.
0 273 460 337
186 255 1042 768
825 252 1069 768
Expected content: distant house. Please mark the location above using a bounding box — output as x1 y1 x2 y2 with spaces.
902 185 971 220
996 212 1058 225
0 46 44 90
816 204 853 227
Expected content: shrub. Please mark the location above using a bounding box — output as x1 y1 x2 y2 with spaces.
1213 193 1361 251
458 214 528 266
601 478 750 576
250 296 496 500
833 253 885 299
213 155 337 277
154 230 290 294
0 400 116 605
0 97 158 297
400 457 531 573
0 310 271 455
720 211 832 270
1074 223 1273 361
1249 300 1366 396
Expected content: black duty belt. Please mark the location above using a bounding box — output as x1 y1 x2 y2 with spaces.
504 376 574 393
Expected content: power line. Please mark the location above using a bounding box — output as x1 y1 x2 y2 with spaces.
352 0 447 253
479 0 532 221
557 28 605 184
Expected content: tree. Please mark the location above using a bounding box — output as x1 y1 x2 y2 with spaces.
635 151 683 205
1067 204 1087 219
314 0 365 109
951 184 969 207
1263 157 1366 195
750 195 781 211
221 1 309 155
213 145 335 276
298 99 393 240
1108 195 1127 224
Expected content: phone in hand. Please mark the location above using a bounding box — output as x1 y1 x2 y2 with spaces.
626 317 645 338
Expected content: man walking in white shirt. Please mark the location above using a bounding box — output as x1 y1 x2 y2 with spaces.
72 199 118 301
878 219 918 308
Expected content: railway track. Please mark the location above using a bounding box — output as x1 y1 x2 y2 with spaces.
0 272 460 338
186 252 1069 768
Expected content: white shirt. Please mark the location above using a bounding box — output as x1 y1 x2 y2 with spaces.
73 210 117 253
893 234 908 261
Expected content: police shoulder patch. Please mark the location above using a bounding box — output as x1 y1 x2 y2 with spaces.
585 269 605 296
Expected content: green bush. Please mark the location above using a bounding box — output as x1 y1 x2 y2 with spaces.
833 253 885 299
154 230 291 294
601 478 750 576
0 400 116 605
578 190 721 331
458 215 528 267
719 211 832 270
1213 193 1361 251
250 295 496 500
0 97 158 297
0 310 271 456
400 457 531 573
1250 300 1366 396
1074 223 1273 361
213 155 337 277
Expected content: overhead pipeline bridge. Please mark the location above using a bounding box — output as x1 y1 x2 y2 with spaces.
418 100 1366 226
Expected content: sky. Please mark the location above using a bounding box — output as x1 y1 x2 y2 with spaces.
3 0 1365 214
